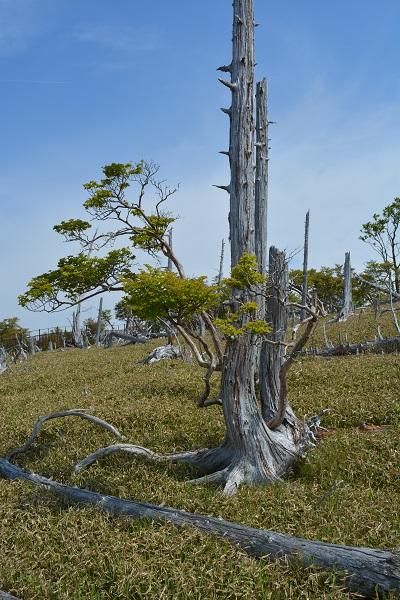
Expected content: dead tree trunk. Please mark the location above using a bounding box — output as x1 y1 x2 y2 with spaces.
72 303 83 348
255 79 268 280
217 238 225 284
211 0 311 493
167 228 173 273
339 251 353 322
0 347 8 374
95 297 103 347
301 210 310 321
218 0 255 266
255 78 268 320
1 459 398 599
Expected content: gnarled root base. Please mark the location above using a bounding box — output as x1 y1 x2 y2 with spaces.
74 426 308 497
0 458 398 599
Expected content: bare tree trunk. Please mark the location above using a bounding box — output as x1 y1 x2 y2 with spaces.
301 210 310 321
339 252 353 322
218 0 255 266
259 248 304 439
213 1 310 493
255 79 268 280
28 336 36 356
72 303 83 348
95 297 103 347
217 239 225 284
167 228 173 272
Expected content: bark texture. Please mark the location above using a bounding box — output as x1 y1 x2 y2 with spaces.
1 459 399 599
95 297 103 347
259 248 306 445
301 210 310 321
221 0 255 265
339 252 353 321
255 78 268 281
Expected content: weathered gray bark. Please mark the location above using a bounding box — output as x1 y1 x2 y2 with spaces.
95 297 103 347
259 248 305 444
142 344 181 365
218 0 255 265
304 336 400 357
355 273 400 299
0 459 398 598
211 0 312 493
28 336 36 356
338 252 353 321
167 228 173 272
0 347 8 374
107 331 148 347
217 238 225 284
72 304 83 348
0 591 22 600
255 78 268 281
301 210 310 321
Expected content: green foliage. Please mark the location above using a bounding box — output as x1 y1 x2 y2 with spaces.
214 314 271 337
123 268 222 322
0 317 28 346
290 266 372 310
360 197 400 289
223 253 266 289
83 163 143 211
19 249 135 309
53 219 92 240
130 214 175 252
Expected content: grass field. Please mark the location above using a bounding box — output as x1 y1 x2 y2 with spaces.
0 341 399 599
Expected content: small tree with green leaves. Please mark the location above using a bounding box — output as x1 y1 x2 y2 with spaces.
360 197 400 294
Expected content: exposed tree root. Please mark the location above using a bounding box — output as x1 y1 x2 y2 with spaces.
74 442 232 476
6 410 123 461
0 458 398 599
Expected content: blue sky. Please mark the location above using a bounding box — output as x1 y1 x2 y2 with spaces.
1 0 399 330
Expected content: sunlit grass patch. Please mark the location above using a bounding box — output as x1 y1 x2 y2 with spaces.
0 343 398 599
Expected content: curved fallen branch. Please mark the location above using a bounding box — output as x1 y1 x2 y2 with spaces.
6 410 123 461
0 459 398 599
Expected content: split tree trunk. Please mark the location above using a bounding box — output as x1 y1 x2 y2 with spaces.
214 0 309 492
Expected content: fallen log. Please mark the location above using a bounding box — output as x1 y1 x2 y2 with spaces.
0 459 398 598
0 591 22 600
305 336 400 357
107 331 149 348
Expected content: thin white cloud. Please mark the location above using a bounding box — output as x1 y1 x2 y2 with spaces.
0 0 46 56
72 24 160 53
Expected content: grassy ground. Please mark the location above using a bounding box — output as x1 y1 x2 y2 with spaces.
0 342 399 599
307 302 400 348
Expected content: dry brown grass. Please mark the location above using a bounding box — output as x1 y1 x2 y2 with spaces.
0 342 398 599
